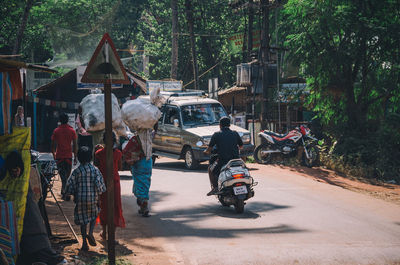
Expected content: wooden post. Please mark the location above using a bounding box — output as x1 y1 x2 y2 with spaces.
104 82 115 265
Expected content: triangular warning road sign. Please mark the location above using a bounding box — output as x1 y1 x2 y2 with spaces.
81 33 130 84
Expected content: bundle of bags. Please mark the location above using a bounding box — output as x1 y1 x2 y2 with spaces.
121 86 163 131
79 87 164 137
80 93 126 136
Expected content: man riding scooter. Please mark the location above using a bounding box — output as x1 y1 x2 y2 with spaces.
203 116 243 196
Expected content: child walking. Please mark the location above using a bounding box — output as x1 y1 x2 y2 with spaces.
66 146 106 250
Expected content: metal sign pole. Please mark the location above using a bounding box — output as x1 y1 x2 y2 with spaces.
104 81 115 265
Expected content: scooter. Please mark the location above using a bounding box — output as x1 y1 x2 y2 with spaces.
209 157 257 213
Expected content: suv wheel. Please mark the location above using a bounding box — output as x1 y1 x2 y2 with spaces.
184 147 199 169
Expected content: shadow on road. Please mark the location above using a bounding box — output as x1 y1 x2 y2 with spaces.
215 201 290 219
153 160 208 173
153 160 259 173
122 191 305 240
120 173 132 180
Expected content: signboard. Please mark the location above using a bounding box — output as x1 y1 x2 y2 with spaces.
146 80 182 94
81 33 126 264
81 33 129 84
278 83 309 103
77 66 122 89
67 113 76 130
25 69 54 91
228 30 261 54
233 115 246 129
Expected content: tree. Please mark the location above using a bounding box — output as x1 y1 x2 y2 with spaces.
12 0 35 55
282 0 400 130
185 0 199 90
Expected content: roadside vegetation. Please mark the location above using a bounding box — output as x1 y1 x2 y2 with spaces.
1 0 399 183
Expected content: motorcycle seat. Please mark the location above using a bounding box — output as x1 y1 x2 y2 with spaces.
263 130 288 139
220 159 246 172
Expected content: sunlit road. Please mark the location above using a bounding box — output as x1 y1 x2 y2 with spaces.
119 158 400 265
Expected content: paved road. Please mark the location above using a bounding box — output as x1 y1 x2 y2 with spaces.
119 158 400 265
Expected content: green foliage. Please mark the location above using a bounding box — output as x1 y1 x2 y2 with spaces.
1 0 245 89
282 0 400 182
283 0 400 128
132 0 245 87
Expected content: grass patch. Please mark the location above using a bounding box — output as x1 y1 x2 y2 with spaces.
245 156 255 163
87 257 132 265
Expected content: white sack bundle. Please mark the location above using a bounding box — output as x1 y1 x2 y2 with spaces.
121 98 161 130
149 86 166 108
80 93 126 136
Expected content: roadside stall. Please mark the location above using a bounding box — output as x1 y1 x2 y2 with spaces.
0 59 62 264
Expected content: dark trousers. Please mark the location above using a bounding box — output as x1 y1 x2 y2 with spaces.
56 159 72 194
209 161 225 190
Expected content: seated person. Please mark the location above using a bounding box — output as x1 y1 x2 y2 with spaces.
170 115 178 124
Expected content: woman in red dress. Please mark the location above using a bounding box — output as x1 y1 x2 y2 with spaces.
94 132 126 239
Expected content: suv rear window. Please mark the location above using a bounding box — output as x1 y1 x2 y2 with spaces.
181 103 227 127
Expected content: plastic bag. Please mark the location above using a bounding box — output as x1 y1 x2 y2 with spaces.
121 98 161 130
149 86 166 108
80 93 126 136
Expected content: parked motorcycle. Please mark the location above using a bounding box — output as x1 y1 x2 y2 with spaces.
209 158 257 213
254 125 319 167
31 151 58 200
31 150 58 236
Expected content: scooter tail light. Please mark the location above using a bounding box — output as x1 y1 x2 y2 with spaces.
235 183 243 186
232 173 245 179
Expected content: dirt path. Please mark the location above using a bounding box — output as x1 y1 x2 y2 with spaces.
46 178 174 265
272 164 400 205
45 160 400 264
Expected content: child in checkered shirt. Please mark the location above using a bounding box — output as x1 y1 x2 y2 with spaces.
66 146 106 251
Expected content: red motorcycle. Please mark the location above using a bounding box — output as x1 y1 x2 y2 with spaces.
253 125 319 167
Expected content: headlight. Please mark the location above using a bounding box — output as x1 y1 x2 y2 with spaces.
202 136 211 145
196 136 211 147
242 133 251 144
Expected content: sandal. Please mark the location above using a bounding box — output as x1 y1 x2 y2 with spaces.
138 200 150 217
87 234 97 246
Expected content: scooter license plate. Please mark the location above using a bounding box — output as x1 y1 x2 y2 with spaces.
233 186 248 195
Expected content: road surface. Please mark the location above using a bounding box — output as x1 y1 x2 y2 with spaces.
118 158 400 265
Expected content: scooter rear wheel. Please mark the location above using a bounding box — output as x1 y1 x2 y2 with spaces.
218 195 229 207
234 199 245 213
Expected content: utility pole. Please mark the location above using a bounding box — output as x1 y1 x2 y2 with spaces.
260 0 270 129
171 0 178 80
275 8 281 132
185 0 199 90
247 0 254 62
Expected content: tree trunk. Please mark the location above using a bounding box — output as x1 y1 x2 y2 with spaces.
12 0 35 55
171 0 178 80
185 0 199 90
